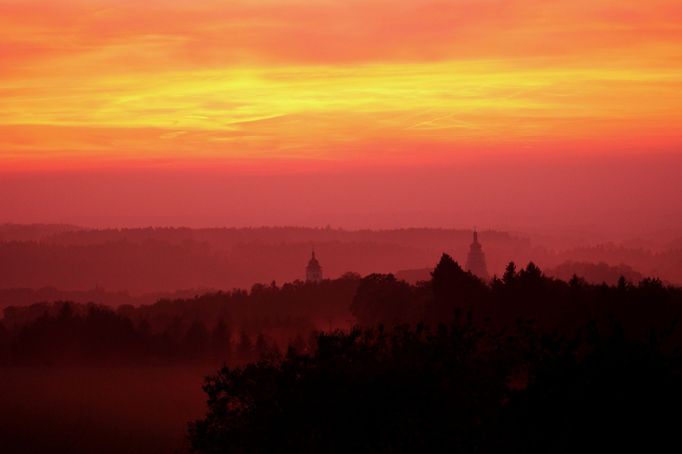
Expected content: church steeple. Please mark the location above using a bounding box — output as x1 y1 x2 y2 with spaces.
306 249 323 283
466 229 489 280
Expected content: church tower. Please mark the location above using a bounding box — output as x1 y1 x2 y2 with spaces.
465 230 489 280
306 250 323 283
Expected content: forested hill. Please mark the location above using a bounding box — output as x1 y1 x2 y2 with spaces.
2 258 680 367
1 225 680 294
0 226 530 293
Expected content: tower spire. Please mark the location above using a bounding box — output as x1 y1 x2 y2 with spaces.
465 229 489 280
306 248 323 283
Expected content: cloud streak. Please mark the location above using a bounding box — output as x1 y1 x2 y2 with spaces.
1 0 681 167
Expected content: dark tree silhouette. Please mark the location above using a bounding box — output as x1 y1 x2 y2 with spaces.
210 319 231 361
350 273 414 326
184 321 209 359
427 254 488 322
187 256 682 453
188 320 682 453
236 332 253 361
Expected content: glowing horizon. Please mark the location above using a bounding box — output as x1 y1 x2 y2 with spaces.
1 0 681 168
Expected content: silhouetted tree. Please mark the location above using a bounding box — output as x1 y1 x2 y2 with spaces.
189 320 682 453
503 261 517 284
0 321 8 365
184 321 209 359
236 331 253 361
350 273 414 326
254 332 268 359
428 254 488 322
210 319 231 361
289 333 307 354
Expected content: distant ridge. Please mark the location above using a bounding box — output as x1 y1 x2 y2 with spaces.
0 223 83 242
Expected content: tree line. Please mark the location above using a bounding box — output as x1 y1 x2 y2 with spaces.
2 255 680 368
188 255 682 452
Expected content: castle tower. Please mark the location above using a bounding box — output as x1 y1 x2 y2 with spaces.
306 250 323 283
465 230 489 280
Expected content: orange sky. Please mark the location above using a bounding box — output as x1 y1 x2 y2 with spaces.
1 0 681 169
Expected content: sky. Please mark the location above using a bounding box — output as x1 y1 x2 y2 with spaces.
1 0 681 236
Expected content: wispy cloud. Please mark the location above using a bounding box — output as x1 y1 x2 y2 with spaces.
1 0 681 166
